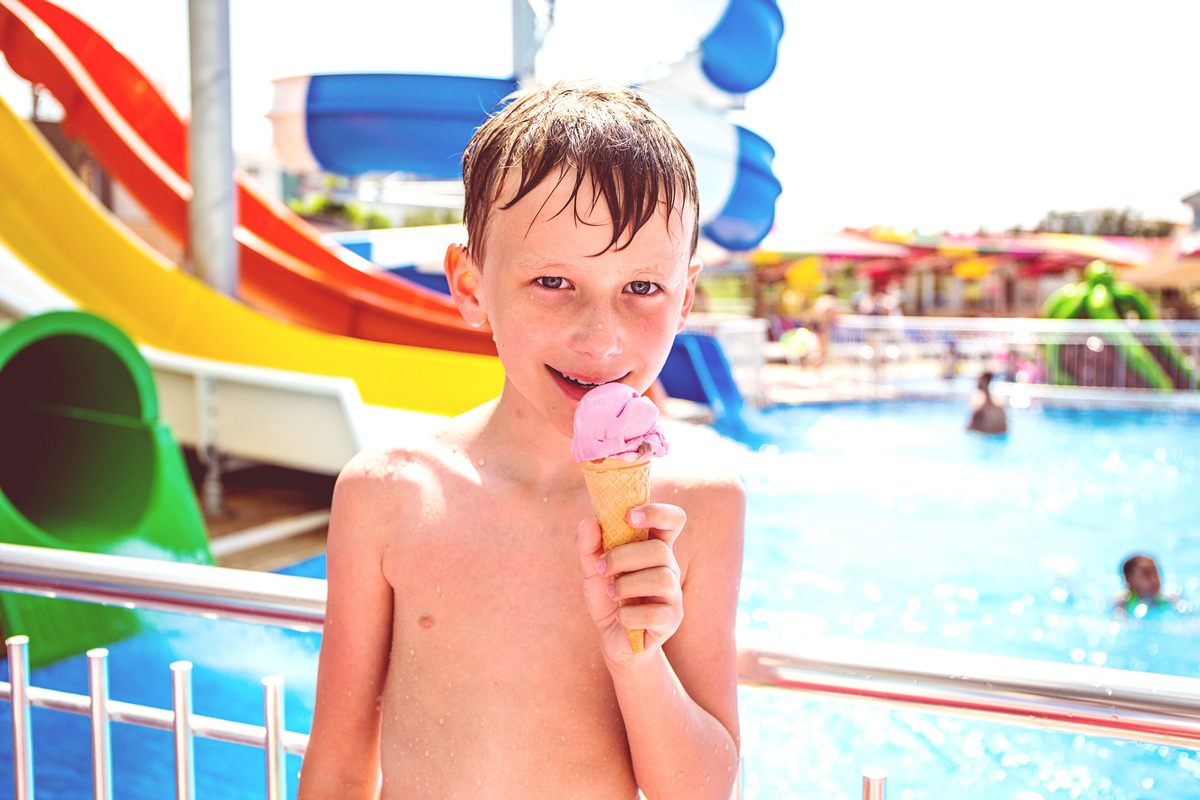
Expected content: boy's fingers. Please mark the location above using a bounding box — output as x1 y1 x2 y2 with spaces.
602 538 679 580
610 565 681 603
627 503 685 546
576 518 605 576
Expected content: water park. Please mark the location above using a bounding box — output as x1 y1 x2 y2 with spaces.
2 1 1200 799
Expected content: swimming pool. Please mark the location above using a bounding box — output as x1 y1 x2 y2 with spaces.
2 400 1198 798
735 400 1200 800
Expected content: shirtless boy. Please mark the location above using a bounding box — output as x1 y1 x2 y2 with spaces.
297 80 745 800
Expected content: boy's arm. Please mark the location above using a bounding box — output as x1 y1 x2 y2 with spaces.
578 473 745 800
297 460 395 800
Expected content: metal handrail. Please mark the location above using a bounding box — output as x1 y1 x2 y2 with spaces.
737 629 1200 750
4 542 1200 793
3 542 1199 748
0 542 325 631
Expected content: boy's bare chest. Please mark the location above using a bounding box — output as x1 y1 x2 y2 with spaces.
377 486 632 792
383 483 600 662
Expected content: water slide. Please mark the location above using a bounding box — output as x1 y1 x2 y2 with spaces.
0 0 497 357
1041 260 1197 391
268 0 784 254
0 93 505 429
272 72 782 255
0 310 214 668
658 332 776 449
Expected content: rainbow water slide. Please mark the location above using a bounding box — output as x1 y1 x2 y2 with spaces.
0 93 504 420
0 0 498 356
0 90 504 667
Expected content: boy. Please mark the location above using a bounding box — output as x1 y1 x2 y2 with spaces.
297 80 745 799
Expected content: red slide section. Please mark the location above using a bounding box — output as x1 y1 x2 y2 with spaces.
0 0 496 357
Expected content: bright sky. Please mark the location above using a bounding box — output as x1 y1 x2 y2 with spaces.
3 0 1199 236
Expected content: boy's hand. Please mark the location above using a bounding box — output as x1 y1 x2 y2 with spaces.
576 503 685 662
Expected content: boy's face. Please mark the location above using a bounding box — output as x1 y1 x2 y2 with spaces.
454 171 701 440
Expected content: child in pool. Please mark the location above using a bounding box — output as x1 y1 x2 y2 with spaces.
1115 554 1184 616
296 79 744 800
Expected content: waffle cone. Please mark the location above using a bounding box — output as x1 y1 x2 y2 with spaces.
580 457 652 653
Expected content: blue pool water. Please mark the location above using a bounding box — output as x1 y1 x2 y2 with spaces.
3 400 1199 799
734 401 1200 800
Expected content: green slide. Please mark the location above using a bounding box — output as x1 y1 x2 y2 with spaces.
0 311 212 667
1041 260 1197 390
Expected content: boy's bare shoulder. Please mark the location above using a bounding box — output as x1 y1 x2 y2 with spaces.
657 421 745 482
334 414 474 505
654 421 746 510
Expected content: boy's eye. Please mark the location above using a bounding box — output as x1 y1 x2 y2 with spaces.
626 280 660 296
535 276 571 290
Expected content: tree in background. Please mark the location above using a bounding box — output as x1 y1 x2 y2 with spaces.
1008 208 1177 237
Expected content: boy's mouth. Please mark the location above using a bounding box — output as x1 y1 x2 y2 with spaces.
548 367 627 397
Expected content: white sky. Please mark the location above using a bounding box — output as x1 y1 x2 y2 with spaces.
2 0 1198 236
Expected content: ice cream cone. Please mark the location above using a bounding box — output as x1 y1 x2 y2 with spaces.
580 457 651 653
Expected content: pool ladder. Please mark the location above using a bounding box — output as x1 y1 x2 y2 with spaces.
5 542 1200 799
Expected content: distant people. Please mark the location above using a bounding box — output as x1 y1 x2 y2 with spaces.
878 288 902 316
943 339 960 380
809 287 839 368
1115 554 1182 616
966 371 1007 434
857 291 883 316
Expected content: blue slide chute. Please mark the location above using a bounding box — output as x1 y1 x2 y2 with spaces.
701 0 785 94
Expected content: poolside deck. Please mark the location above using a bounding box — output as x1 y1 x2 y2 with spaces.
189 452 334 572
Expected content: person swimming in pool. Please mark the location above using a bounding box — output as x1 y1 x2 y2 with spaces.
966 371 1007 435
1114 554 1184 616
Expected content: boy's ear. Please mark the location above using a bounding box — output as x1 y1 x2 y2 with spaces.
676 257 704 332
445 244 488 328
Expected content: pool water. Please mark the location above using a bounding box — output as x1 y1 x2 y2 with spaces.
734 401 1200 800
2 400 1199 799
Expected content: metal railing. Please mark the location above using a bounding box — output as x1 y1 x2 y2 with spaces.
5 544 1200 798
787 314 1200 407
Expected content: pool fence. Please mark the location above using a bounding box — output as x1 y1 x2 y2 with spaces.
751 314 1200 409
4 544 1200 798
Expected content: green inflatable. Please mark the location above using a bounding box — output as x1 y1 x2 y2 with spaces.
0 311 212 667
1041 260 1197 390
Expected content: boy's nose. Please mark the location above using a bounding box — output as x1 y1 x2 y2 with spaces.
572 306 623 360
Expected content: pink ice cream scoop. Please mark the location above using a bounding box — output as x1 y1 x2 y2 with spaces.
571 383 668 462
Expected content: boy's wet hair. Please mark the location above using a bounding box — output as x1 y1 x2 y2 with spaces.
461 79 700 265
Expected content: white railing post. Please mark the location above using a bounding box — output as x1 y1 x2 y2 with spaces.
171 661 196 800
7 635 35 800
87 648 113 800
263 675 287 800
862 765 887 799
